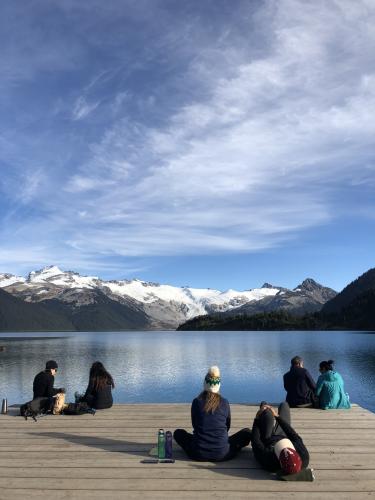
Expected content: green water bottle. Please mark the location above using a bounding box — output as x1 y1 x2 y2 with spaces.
158 428 165 459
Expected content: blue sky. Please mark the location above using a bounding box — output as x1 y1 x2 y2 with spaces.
1 0 375 292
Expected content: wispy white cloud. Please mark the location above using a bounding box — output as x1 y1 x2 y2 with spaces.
65 175 115 193
72 96 100 120
18 168 45 203
0 244 148 278
57 0 375 258
111 91 130 114
1 0 375 277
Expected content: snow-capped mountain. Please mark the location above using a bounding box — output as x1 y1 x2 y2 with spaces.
233 278 337 316
0 265 336 329
1 265 280 328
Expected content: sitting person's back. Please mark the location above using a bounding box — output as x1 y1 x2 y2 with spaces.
191 393 231 460
174 366 251 461
33 360 60 399
82 361 114 410
283 356 316 407
316 360 350 410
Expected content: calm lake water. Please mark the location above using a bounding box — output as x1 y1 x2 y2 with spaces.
0 330 374 412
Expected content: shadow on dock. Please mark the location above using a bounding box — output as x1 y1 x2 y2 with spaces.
37 431 271 480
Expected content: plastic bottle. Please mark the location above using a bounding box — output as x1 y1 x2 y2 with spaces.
1 398 7 414
165 430 173 459
158 429 165 459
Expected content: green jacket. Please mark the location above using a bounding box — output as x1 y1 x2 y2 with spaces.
316 370 350 410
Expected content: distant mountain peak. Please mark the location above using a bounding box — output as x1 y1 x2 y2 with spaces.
295 278 323 291
0 272 25 287
302 277 319 285
261 282 275 289
28 265 64 279
262 283 288 292
41 265 63 273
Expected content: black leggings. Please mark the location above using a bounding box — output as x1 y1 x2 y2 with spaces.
173 428 251 461
258 402 291 440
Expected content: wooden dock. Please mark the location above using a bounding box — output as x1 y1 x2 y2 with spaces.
0 404 374 499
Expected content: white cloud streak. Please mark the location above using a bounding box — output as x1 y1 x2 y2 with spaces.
57 0 375 258
72 96 100 120
1 0 375 272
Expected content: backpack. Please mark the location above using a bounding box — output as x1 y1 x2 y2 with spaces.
62 401 94 415
20 397 52 421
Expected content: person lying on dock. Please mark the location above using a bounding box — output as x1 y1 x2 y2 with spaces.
316 360 351 410
283 356 317 408
174 365 251 462
75 361 114 410
251 402 310 478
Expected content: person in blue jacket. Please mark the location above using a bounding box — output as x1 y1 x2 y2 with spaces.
316 360 350 410
173 366 251 461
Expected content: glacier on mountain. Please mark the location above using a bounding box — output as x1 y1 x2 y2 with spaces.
0 265 336 329
0 265 279 322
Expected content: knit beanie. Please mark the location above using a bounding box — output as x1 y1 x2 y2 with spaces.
45 360 58 370
279 448 302 475
203 366 221 393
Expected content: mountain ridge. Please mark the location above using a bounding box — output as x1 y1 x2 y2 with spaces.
0 265 336 331
178 268 375 331
322 268 375 314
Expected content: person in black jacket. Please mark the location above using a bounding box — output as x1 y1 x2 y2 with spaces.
77 361 114 410
283 356 316 408
33 360 64 399
251 401 309 475
174 366 251 461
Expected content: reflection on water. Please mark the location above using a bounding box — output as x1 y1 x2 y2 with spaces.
0 331 374 412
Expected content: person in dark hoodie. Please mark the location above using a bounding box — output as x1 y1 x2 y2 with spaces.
283 356 316 408
251 401 310 477
33 360 64 399
174 366 251 461
76 361 114 410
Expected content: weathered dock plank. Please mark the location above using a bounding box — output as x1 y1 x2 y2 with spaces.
0 404 374 499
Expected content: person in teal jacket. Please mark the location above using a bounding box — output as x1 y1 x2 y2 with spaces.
316 360 350 410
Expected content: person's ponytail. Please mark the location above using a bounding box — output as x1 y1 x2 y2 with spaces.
320 359 334 372
327 359 334 371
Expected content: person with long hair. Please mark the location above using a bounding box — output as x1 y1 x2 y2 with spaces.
78 361 115 410
173 366 251 461
316 360 350 410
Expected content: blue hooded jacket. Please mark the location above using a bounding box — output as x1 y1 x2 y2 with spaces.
316 370 351 410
